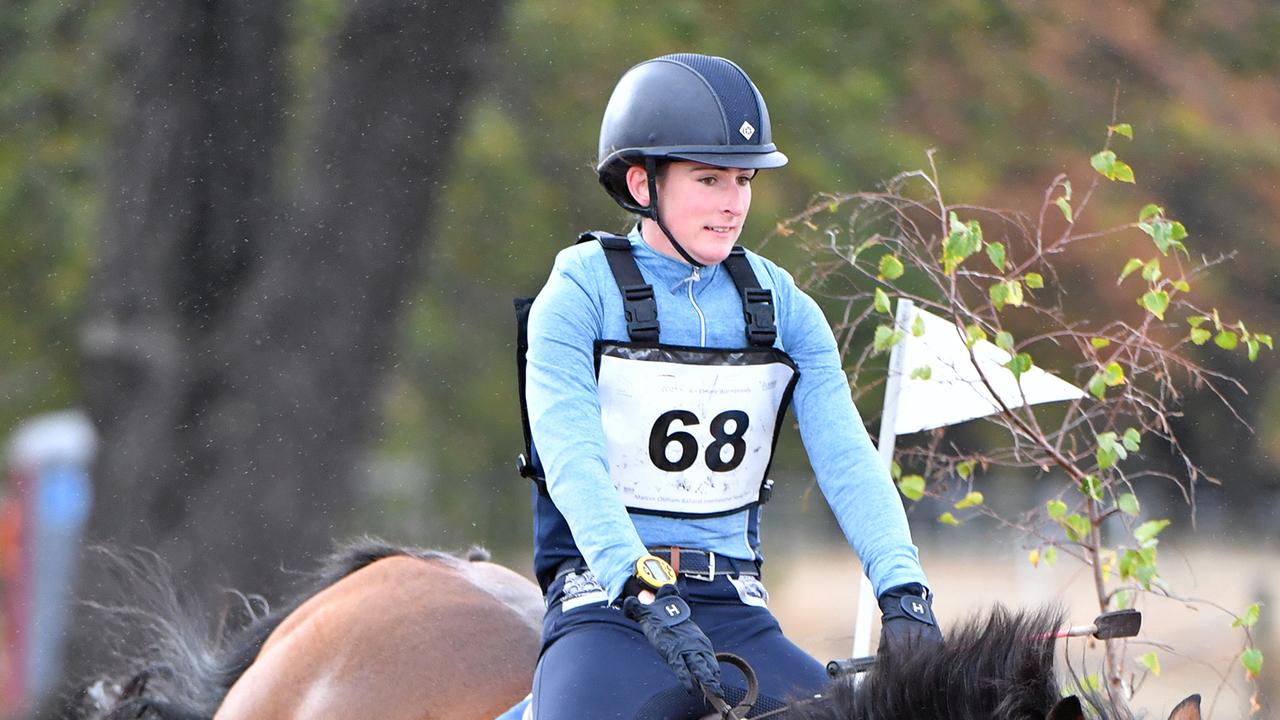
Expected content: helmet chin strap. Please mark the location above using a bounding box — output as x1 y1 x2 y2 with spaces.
645 157 705 269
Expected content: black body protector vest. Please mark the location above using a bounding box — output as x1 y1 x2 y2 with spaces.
516 232 800 519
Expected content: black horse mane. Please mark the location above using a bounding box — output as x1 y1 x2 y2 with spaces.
786 605 1119 720
76 538 484 720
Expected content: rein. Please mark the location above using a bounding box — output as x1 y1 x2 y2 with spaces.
701 653 758 720
700 653 825 720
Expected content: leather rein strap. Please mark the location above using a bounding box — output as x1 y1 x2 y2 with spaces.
699 652 825 720
701 653 757 720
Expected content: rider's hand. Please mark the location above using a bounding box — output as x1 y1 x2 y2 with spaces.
623 585 724 697
877 583 943 653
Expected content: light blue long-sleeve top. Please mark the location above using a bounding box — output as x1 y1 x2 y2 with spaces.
525 226 928 601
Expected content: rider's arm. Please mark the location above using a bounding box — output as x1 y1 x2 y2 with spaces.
525 247 648 601
762 259 929 596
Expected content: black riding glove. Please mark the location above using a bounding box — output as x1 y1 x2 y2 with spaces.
877 582 943 653
622 585 724 698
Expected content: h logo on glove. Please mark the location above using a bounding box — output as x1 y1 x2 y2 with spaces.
665 603 681 617
911 601 926 615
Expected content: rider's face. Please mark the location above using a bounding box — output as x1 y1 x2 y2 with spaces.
629 161 755 266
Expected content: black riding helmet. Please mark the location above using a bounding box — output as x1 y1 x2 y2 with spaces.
596 53 788 267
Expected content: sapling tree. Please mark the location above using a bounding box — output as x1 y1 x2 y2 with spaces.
775 123 1269 715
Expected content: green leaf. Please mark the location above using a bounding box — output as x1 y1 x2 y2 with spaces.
1248 338 1261 361
1241 648 1264 679
1078 475 1103 501
1137 651 1160 676
1215 330 1238 350
874 325 905 354
1046 499 1068 521
1190 328 1212 345
1090 150 1135 182
1233 603 1261 629
1024 272 1044 289
1135 519 1171 545
1119 547 1159 587
1112 160 1135 183
1087 372 1108 400
890 460 902 480
990 282 1009 309
911 313 925 337
1096 443 1120 471
1141 218 1184 255
1114 589 1132 608
986 241 1006 271
1119 258 1144 283
995 331 1015 352
1091 150 1116 177
1139 203 1164 222
1141 258 1161 283
990 280 1024 310
1091 337 1111 349
1122 427 1141 452
957 460 976 479
1187 315 1209 328
1109 123 1134 139
1063 513 1091 542
1140 290 1169 320
1043 546 1058 566
964 323 987 348
942 212 984 274
1118 493 1140 515
909 365 932 381
1104 362 1126 387
937 511 961 527
954 491 984 509
878 254 905 280
1055 197 1073 223
1173 279 1190 292
874 287 891 314
1257 333 1273 350
897 474 925 501
1005 352 1033 380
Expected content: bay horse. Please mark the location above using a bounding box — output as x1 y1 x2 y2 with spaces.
77 540 1202 720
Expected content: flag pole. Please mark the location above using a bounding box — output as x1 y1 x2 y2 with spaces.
852 298 914 661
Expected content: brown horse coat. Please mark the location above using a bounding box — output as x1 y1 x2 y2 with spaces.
214 554 543 720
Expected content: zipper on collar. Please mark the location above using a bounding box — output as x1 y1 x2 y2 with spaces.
681 266 707 346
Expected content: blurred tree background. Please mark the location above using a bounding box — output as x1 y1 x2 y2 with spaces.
2 0 1279 711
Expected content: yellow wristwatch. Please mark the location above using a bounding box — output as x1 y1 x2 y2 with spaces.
633 554 677 592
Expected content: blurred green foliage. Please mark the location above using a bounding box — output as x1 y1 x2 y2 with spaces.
3 0 1278 552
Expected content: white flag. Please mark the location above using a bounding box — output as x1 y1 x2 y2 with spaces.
890 304 1086 435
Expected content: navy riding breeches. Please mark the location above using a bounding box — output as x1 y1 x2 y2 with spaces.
531 569 828 720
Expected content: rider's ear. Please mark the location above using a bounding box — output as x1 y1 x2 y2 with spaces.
1167 694 1201 720
1045 695 1084 720
625 164 651 208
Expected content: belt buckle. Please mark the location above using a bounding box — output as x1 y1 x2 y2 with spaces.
685 550 716 582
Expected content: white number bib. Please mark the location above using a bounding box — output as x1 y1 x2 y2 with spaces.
595 343 798 516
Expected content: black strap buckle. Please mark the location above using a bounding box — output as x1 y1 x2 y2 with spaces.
621 284 660 341
743 288 776 346
516 452 535 478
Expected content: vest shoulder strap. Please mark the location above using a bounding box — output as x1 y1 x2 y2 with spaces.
723 246 777 347
513 296 547 491
579 231 660 343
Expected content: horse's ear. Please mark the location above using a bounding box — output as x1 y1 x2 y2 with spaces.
1167 694 1201 720
1046 695 1084 720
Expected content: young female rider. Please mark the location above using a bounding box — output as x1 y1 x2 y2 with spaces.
514 53 941 719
